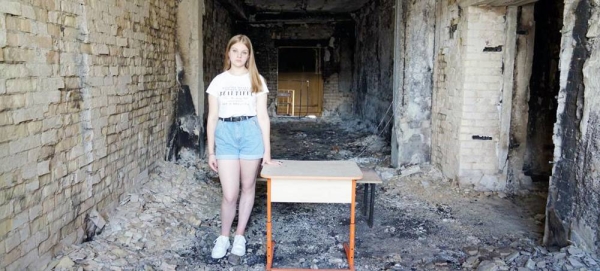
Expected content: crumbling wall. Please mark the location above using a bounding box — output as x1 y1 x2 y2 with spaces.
177 0 204 115
167 0 205 162
353 0 394 134
432 0 466 180
391 0 435 167
322 22 355 116
0 0 177 269
432 1 511 190
545 0 600 256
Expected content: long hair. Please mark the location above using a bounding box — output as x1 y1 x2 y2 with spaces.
223 34 263 93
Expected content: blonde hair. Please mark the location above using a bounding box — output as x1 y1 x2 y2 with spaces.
223 34 264 93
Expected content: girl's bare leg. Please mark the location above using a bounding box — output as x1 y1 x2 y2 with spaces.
235 159 261 235
217 159 241 236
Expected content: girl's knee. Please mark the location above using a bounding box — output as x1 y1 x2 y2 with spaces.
240 182 256 193
222 195 238 204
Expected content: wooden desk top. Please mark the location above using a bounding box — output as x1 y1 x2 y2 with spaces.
261 160 363 180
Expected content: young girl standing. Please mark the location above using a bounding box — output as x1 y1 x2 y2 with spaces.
206 34 277 259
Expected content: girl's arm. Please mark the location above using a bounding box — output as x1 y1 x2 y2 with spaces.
256 93 275 165
206 94 219 172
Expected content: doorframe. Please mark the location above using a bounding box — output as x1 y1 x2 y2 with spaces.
276 46 323 116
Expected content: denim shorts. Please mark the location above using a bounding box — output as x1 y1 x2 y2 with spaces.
215 117 264 160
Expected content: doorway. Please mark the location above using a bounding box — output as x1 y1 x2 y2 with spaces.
277 47 323 117
523 0 563 183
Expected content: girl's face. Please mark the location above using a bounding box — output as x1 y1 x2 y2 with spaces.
228 42 250 69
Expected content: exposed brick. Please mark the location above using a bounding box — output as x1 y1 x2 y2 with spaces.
0 238 5 261
5 231 21 252
38 233 57 255
0 200 12 220
24 178 39 191
6 78 36 94
0 94 27 111
33 90 61 105
20 237 39 259
0 2 22 16
30 214 48 233
9 135 41 155
0 64 30 78
0 29 6 48
12 107 45 124
0 151 26 173
29 251 52 270
11 210 29 232
26 121 41 135
21 163 37 179
0 0 178 267
2 245 21 269
18 225 30 242
21 5 36 20
42 116 62 130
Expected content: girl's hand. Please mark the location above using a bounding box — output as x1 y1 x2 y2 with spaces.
208 155 218 172
262 156 282 166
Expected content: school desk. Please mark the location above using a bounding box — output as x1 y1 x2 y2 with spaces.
261 160 363 271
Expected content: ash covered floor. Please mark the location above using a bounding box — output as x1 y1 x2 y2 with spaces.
51 118 599 271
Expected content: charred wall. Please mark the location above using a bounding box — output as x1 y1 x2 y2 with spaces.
203 0 235 94
0 0 177 268
545 0 600 256
524 0 563 181
168 0 205 162
391 0 435 166
353 0 395 134
237 25 277 99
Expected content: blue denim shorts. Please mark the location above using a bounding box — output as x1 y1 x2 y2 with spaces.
215 117 264 160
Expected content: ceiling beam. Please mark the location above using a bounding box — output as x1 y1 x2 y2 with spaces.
243 12 353 24
460 0 538 6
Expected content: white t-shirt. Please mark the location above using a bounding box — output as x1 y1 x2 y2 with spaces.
206 71 269 118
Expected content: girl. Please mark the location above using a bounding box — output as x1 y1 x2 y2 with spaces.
206 34 277 259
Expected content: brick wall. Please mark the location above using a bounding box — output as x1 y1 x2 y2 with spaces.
0 0 177 269
431 0 464 179
458 6 506 189
432 2 508 190
322 73 354 116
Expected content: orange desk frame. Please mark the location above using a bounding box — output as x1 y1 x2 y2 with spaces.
261 160 363 271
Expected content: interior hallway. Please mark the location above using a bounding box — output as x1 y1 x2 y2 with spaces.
50 119 598 270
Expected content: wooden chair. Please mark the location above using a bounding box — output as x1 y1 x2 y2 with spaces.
276 89 295 116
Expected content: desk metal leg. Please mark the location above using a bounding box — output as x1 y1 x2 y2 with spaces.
362 183 369 216
267 179 273 270
368 184 375 228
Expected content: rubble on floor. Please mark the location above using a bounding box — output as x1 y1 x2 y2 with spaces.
51 119 599 271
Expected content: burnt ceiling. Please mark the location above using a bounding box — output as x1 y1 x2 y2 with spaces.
243 0 371 13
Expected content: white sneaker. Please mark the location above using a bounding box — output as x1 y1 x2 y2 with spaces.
231 235 246 256
211 235 230 259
